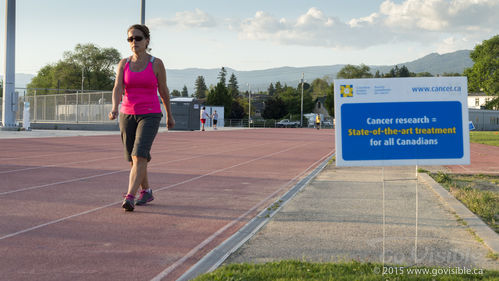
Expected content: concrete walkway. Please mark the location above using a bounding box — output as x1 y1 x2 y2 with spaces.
226 165 499 270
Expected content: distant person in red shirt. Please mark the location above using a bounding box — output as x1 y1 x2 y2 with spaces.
109 24 175 212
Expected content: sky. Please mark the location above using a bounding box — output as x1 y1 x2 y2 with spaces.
0 0 498 75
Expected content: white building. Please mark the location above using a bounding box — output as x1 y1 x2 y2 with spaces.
468 92 494 109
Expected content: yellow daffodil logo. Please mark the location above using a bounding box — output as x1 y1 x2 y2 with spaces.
340 85 353 97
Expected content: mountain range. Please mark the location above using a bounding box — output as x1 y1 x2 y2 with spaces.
0 73 37 90
169 50 473 93
3 50 473 93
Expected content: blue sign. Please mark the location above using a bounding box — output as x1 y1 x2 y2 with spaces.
469 121 475 131
341 101 463 161
334 77 470 166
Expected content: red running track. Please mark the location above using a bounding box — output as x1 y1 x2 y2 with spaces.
0 128 334 281
445 143 499 175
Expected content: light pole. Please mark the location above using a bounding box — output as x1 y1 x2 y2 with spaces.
300 73 304 128
81 67 85 93
77 67 84 123
247 83 251 128
140 0 145 24
2 0 16 130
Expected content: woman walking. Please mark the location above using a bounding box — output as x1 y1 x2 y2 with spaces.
109 24 175 211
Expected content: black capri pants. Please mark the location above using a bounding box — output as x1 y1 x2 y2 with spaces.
120 113 162 162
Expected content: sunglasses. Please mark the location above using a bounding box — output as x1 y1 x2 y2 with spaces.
127 36 144 42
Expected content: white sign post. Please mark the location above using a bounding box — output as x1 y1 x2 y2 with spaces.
334 77 470 266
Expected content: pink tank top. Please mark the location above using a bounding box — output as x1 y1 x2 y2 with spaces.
121 56 161 115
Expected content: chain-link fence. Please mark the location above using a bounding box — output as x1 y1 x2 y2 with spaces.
223 119 334 128
0 89 113 124
4 89 494 130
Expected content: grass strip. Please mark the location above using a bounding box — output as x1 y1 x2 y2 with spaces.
193 260 499 280
431 172 499 234
470 131 499 147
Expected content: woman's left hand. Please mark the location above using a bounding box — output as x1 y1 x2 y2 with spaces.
108 110 118 120
167 116 175 129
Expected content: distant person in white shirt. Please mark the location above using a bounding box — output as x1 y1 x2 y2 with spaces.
212 110 219 130
200 106 210 131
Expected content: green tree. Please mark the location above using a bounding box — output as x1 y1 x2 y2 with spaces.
0 80 3 97
181 85 188 97
442 72 462 77
207 82 232 117
230 99 246 119
28 43 120 92
53 61 83 90
324 83 335 117
238 95 249 116
194 76 208 99
465 35 499 94
171 89 181 97
300 82 311 92
310 78 329 99
398 65 411 77
275 81 283 95
416 72 433 77
337 64 373 79
206 67 232 116
228 73 239 98
383 65 414 78
387 66 398 77
484 97 499 110
262 96 287 119
268 83 276 96
278 87 298 114
278 86 313 116
218 67 227 86
28 63 82 94
63 43 120 90
27 65 56 93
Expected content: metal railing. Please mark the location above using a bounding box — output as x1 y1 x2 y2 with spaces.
224 119 277 128
1 89 335 129
223 119 335 129
0 89 114 124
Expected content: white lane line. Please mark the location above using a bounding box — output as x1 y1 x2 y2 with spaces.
0 169 126 196
0 142 120 161
150 150 333 281
0 137 188 169
154 143 307 193
0 143 306 241
0 144 200 174
0 142 265 196
0 150 99 162
0 156 123 174
0 201 121 241
151 186 284 281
